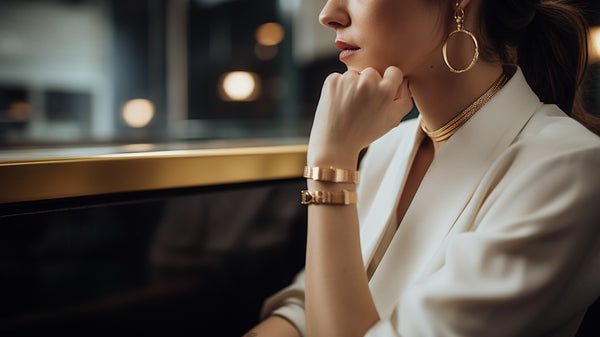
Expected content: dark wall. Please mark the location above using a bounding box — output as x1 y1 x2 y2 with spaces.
0 179 307 336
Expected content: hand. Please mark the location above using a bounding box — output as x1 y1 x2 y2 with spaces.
307 66 413 169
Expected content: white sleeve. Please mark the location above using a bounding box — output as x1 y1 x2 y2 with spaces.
365 147 600 337
260 270 307 337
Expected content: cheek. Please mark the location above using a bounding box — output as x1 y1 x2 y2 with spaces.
400 14 447 58
369 22 419 62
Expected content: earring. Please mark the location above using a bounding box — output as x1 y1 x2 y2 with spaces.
442 3 479 73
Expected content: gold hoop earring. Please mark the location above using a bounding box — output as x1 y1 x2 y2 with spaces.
442 5 479 73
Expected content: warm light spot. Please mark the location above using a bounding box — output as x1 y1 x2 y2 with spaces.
255 22 284 46
590 26 600 63
122 99 154 128
254 43 278 60
220 71 260 101
8 101 30 121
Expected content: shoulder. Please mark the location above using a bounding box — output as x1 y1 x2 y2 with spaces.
496 104 600 175
518 104 600 152
478 105 600 225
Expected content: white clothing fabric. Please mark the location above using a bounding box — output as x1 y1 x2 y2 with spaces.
261 68 600 337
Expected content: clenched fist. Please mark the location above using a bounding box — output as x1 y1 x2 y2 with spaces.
307 66 413 170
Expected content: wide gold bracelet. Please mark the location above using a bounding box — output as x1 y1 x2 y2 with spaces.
300 190 358 205
303 166 359 184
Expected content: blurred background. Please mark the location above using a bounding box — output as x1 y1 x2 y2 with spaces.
0 0 598 148
0 0 346 147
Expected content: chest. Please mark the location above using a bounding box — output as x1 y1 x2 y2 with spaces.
395 138 435 225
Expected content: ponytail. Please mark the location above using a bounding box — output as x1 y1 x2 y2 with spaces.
481 0 600 135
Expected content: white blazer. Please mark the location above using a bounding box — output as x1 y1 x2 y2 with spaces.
262 68 600 337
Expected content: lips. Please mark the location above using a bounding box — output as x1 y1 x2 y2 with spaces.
335 40 360 61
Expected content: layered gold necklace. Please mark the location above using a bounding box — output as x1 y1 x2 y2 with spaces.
420 72 509 142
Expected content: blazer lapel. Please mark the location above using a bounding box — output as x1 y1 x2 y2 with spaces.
359 122 423 269
369 68 544 319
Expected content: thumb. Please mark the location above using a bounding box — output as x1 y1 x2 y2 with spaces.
390 80 414 121
394 78 411 102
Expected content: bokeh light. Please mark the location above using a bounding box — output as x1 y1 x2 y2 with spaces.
8 101 30 121
220 71 260 101
590 26 600 63
122 99 155 128
255 22 284 46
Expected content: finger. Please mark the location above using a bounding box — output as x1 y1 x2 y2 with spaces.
391 81 413 111
343 69 361 78
321 72 342 96
344 68 364 87
383 66 404 84
323 72 342 86
355 67 381 94
388 81 414 124
400 79 411 99
359 67 381 78
381 66 405 98
394 78 411 101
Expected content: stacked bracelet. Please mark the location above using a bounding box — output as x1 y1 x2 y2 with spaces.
301 190 358 205
303 166 359 184
302 166 359 205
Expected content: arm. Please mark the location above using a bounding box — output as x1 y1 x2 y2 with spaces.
304 67 413 337
304 180 378 337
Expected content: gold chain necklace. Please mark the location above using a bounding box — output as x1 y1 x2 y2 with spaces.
420 72 509 142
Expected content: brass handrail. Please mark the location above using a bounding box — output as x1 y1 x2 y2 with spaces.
0 144 308 204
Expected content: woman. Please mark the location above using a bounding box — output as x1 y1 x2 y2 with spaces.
247 0 600 336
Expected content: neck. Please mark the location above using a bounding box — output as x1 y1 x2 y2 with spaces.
409 61 504 152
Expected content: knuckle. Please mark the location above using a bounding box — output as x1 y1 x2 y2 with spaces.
322 73 341 93
361 67 379 79
384 66 403 81
325 72 340 84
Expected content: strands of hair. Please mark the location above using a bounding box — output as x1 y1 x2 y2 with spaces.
480 0 600 135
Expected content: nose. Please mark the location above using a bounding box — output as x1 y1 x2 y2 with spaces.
319 0 350 29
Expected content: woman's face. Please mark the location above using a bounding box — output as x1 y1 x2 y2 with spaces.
319 0 448 76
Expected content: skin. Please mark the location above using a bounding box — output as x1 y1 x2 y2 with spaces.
244 0 505 336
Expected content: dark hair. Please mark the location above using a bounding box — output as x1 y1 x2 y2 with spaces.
478 0 600 135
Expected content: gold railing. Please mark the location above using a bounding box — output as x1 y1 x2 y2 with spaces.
0 144 308 204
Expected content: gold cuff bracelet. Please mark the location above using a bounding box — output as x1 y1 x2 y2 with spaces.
300 190 358 205
303 166 359 184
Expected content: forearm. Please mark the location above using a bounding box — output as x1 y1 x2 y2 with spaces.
302 66 410 336
243 315 301 337
304 179 379 337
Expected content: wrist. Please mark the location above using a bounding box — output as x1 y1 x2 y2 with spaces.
306 179 356 191
306 148 359 171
